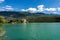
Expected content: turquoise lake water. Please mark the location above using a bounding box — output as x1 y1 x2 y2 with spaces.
0 23 60 40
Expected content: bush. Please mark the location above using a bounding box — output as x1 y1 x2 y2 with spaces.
0 16 6 23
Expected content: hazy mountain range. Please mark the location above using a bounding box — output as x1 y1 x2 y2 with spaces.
0 11 59 18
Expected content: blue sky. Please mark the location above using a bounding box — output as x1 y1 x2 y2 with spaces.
0 0 60 14
1 0 60 8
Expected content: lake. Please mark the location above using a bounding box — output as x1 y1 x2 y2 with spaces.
0 23 60 40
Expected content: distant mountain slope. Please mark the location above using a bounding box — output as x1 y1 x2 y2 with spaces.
0 11 59 18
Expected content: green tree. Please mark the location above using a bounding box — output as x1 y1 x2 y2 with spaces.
0 16 6 23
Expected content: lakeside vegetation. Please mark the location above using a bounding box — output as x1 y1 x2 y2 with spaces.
0 16 60 24
0 16 6 24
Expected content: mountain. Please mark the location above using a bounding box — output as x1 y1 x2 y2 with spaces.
0 11 59 18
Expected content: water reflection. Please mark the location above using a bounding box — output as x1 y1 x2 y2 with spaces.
22 23 27 29
0 28 6 36
0 24 5 27
0 24 9 40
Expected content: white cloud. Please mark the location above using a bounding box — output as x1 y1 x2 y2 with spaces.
0 0 4 3
37 5 44 12
37 9 44 12
37 5 44 9
45 8 56 11
53 12 58 14
27 8 37 13
5 5 14 10
21 5 60 13
21 8 37 13
0 5 14 11
21 9 27 12
57 8 60 11
2 5 14 11
0 8 5 11
21 5 45 13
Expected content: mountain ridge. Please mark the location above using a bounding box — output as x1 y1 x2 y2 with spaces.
0 11 59 18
